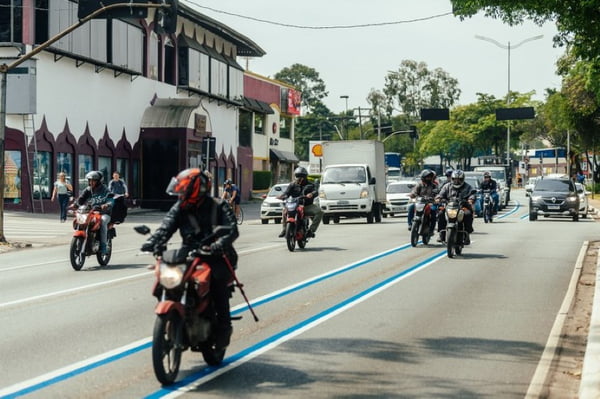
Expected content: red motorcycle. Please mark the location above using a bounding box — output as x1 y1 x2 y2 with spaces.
134 225 258 386
284 196 311 252
69 202 116 271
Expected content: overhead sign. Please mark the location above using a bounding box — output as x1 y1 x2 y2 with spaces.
420 108 449 120
496 107 535 120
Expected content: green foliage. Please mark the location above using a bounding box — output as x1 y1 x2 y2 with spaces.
450 0 600 63
274 64 329 114
253 170 272 190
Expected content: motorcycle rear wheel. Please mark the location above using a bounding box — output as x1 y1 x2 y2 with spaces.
152 311 183 386
410 222 420 247
202 345 226 366
96 239 112 266
70 236 86 271
286 223 296 252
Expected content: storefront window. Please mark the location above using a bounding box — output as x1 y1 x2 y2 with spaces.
33 151 51 199
57 152 73 181
4 151 22 201
116 158 128 183
132 160 139 198
78 154 93 193
98 156 111 184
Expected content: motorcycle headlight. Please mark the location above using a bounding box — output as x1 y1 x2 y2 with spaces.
159 263 185 289
447 208 458 219
76 212 88 224
360 189 369 198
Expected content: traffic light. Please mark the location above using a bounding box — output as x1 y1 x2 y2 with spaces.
409 125 418 139
154 0 179 34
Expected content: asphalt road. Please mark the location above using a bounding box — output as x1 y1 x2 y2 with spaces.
0 190 598 398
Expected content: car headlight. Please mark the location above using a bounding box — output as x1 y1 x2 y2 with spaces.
360 189 369 198
567 196 578 202
319 190 326 200
531 195 542 201
159 263 185 289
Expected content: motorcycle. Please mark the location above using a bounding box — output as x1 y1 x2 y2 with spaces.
443 198 470 258
134 225 258 386
69 201 116 271
284 196 311 252
482 189 494 223
410 196 435 247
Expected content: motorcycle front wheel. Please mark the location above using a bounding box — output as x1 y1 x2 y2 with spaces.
152 311 183 386
96 239 112 266
70 236 86 271
446 228 456 258
410 221 420 247
286 223 296 252
202 344 226 366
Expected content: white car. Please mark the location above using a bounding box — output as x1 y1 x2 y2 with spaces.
383 180 416 217
575 182 590 218
260 183 289 224
525 177 539 196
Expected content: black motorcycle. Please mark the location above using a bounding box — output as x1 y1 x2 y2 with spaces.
482 189 494 223
410 196 435 247
444 198 469 258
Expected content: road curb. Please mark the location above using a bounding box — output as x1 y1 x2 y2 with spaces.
580 245 600 398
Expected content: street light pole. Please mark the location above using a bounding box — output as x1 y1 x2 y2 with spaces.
340 95 349 139
474 34 543 172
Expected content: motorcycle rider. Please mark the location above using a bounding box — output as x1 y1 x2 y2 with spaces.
407 169 438 232
435 169 476 245
480 171 499 214
277 166 323 238
436 168 453 242
140 168 239 349
75 171 113 254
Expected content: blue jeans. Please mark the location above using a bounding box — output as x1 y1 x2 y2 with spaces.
58 193 70 221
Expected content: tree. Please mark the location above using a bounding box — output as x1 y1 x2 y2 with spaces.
450 0 600 62
274 64 329 114
378 60 461 119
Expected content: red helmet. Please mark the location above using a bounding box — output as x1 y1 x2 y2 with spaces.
166 168 211 207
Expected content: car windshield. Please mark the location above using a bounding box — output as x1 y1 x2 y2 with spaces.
267 185 288 196
465 178 480 189
387 183 414 193
534 179 572 192
322 166 367 184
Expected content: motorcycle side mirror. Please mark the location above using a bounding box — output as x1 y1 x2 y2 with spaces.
134 225 151 235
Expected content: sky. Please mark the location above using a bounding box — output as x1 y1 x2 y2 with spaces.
186 0 565 113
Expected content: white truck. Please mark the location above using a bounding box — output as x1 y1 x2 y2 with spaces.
318 140 386 224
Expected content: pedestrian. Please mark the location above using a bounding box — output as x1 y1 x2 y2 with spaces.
108 171 129 223
517 172 523 188
51 172 72 222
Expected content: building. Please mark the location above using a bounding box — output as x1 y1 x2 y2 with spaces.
0 0 301 212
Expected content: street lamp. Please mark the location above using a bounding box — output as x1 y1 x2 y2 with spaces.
340 95 349 139
474 34 543 174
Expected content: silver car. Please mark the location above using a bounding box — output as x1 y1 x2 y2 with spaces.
383 180 416 217
575 182 590 218
260 183 289 224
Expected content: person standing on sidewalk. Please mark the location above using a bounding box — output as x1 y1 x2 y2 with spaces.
108 171 129 223
51 172 72 222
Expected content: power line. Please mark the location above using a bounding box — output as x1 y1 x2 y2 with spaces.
185 2 453 30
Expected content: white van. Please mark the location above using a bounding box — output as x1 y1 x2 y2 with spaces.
473 166 509 206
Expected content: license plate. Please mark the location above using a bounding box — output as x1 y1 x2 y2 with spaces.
547 205 560 210
337 200 349 205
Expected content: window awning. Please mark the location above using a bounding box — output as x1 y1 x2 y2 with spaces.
141 98 201 128
270 149 299 163
242 97 274 114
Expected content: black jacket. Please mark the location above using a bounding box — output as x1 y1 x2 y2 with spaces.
281 181 318 206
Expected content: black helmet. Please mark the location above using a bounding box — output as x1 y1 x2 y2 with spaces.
85 170 103 182
451 170 465 188
420 169 434 181
483 171 491 178
294 166 308 178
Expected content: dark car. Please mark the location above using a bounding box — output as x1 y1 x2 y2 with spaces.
527 177 579 221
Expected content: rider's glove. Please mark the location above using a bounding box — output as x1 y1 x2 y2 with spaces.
210 241 224 255
141 241 155 253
